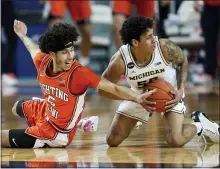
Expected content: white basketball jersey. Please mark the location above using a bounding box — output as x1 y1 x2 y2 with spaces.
119 36 177 93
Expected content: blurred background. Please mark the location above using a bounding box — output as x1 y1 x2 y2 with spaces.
1 0 220 96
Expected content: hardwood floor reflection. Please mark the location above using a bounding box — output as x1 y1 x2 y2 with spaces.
1 88 219 168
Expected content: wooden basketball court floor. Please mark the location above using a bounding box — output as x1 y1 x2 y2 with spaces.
1 82 219 168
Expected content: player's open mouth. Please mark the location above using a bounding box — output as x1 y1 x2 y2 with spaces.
65 61 72 66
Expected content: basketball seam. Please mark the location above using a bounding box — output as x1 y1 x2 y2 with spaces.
147 85 174 98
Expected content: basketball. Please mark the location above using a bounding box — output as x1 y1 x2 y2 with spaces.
145 79 175 113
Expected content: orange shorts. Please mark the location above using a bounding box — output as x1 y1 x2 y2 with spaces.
20 99 81 147
112 0 155 17
49 1 91 21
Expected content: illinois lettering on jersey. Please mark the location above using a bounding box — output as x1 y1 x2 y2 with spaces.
119 36 178 93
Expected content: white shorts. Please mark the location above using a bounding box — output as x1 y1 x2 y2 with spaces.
116 100 186 123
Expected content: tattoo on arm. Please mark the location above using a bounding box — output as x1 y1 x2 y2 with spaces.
164 39 188 89
165 40 184 65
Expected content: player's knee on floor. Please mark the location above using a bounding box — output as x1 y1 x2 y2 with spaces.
12 99 26 118
167 133 184 147
106 132 127 147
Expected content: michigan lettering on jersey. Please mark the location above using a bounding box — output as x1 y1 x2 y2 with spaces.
129 68 165 80
39 83 68 102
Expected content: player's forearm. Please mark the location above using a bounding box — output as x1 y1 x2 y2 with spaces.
19 35 39 54
113 85 139 102
97 78 139 102
177 56 188 90
98 90 125 100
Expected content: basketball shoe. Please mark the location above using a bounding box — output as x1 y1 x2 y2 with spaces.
77 116 99 133
32 97 99 133
192 111 219 143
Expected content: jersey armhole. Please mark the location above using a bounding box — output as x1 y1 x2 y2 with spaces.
67 65 87 96
119 48 128 76
157 38 170 66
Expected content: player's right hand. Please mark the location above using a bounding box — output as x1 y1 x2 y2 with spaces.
139 89 157 112
140 100 156 112
137 89 157 106
14 19 27 38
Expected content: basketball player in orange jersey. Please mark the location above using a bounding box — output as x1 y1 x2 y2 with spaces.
47 0 92 66
112 0 155 49
98 16 219 147
1 19 155 148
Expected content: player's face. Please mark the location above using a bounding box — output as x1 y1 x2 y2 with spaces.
139 29 155 53
54 46 75 71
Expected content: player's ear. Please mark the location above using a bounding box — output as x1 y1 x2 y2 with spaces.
131 39 139 47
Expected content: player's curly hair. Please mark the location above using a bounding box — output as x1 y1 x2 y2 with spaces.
120 16 153 46
39 23 79 53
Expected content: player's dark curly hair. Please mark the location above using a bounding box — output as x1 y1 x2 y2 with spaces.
39 23 79 53
120 16 153 46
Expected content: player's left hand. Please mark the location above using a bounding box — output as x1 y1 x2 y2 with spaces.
165 89 183 110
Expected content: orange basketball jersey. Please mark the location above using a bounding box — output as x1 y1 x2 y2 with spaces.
35 53 86 133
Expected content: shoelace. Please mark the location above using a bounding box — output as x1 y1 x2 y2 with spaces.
199 133 207 145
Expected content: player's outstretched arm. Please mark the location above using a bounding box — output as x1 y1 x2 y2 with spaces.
14 19 41 59
97 51 126 100
97 77 156 103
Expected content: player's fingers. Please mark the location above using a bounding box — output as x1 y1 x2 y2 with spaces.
165 99 177 105
144 89 157 97
169 90 176 95
145 100 156 105
146 106 156 112
165 103 177 109
143 89 157 98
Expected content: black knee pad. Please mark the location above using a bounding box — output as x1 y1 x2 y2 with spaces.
15 99 27 118
9 129 37 148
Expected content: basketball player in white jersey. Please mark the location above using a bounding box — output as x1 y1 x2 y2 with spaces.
98 16 219 147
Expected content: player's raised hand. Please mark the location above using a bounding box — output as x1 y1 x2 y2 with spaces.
14 19 27 38
136 89 157 104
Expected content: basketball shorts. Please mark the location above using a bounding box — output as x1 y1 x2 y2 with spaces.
112 0 155 17
9 99 81 148
116 98 186 124
49 1 91 22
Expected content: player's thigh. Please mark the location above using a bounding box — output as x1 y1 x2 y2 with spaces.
108 113 138 138
68 1 91 22
49 1 66 17
135 0 155 17
163 111 185 135
15 99 46 126
112 0 132 17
